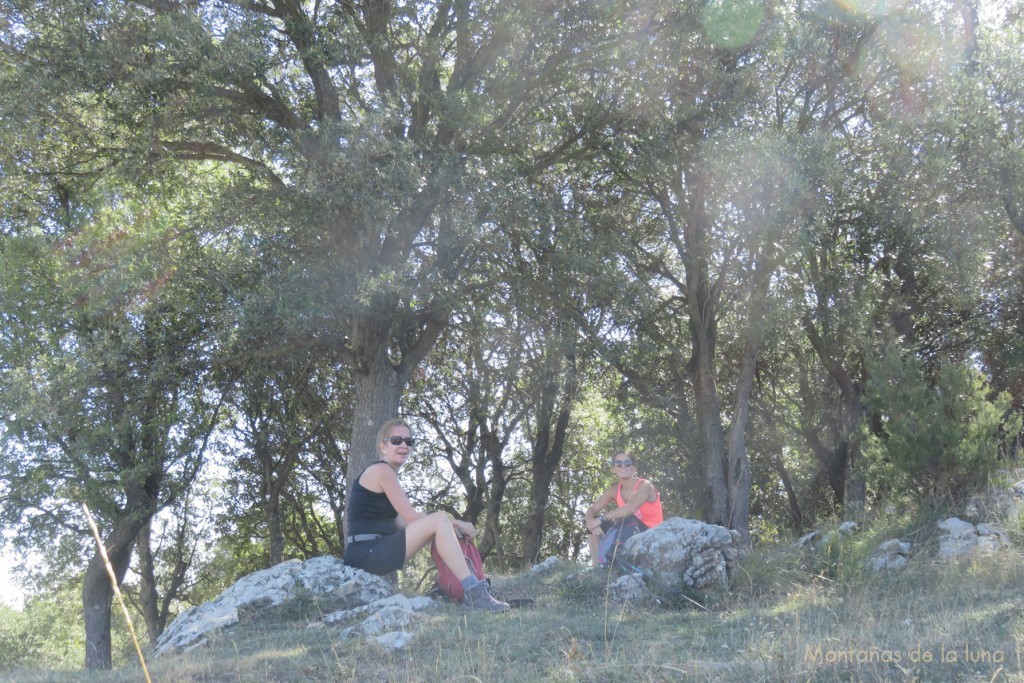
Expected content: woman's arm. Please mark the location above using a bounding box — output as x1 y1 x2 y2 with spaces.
362 463 424 526
584 487 617 533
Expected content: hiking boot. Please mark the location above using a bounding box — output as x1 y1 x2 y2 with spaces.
463 580 510 612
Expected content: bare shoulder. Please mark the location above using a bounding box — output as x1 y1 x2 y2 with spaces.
636 478 656 493
637 478 658 500
360 461 396 488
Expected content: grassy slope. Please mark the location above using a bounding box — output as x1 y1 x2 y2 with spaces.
4 503 1024 682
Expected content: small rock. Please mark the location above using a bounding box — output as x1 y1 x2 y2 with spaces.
837 521 859 535
371 631 415 649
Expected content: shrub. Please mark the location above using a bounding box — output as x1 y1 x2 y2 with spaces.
862 347 1021 499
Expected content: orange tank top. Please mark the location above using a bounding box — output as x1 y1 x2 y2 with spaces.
616 478 664 529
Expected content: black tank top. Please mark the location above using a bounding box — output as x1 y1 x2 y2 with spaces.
347 462 400 536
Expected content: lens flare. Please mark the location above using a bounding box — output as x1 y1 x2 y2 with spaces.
833 0 909 17
846 13 969 124
875 17 968 79
701 0 765 49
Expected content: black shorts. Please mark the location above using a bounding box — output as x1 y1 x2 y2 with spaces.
600 516 648 534
343 530 407 576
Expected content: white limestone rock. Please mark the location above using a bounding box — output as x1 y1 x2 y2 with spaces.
620 517 741 592
937 517 1010 560
155 557 393 655
869 539 911 571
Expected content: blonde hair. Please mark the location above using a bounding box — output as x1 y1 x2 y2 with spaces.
377 417 412 446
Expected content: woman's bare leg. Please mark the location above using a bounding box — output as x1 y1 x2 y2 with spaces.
403 512 471 581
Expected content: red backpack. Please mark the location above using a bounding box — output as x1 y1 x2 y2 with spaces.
430 536 486 602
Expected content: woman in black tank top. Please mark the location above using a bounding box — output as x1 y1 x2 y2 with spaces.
342 417 509 611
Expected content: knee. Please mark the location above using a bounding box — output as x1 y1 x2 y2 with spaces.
426 511 451 528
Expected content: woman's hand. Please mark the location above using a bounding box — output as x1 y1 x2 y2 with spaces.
453 519 475 539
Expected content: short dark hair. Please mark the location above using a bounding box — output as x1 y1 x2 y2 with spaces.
610 451 635 465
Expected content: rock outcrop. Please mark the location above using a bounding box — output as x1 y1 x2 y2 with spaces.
155 556 398 655
937 517 1010 560
869 539 912 571
618 517 742 592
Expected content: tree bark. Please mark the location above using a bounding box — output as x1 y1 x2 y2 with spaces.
479 457 509 563
681 170 729 527
520 347 577 567
83 515 146 670
692 355 728 526
727 250 776 544
727 332 758 545
770 450 805 532
136 520 162 645
346 317 405 536
267 487 285 566
474 417 512 562
801 312 867 520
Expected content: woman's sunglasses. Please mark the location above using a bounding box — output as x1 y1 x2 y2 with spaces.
612 459 634 467
384 436 416 447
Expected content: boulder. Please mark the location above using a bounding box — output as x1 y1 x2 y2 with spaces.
609 572 655 604
155 556 394 655
530 556 567 575
836 521 859 535
975 523 1010 553
332 594 437 650
869 539 911 571
937 517 1010 560
794 530 819 548
619 517 742 592
794 521 858 550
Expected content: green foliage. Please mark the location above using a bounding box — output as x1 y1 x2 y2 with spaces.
0 580 149 674
2 2 1024 672
813 528 875 583
0 586 82 671
862 346 1022 499
0 606 39 671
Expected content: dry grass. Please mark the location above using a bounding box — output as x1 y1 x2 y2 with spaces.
5 506 1024 682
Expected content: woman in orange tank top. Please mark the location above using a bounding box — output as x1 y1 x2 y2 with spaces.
583 452 664 565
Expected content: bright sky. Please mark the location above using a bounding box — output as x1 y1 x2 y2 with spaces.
0 550 26 610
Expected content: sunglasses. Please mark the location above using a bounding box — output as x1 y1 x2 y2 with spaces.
612 459 634 467
384 436 416 447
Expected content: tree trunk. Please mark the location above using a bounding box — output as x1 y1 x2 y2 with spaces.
801 313 867 520
476 421 511 562
841 393 866 522
726 333 757 545
678 167 729 527
770 450 805 532
346 321 404 537
343 299 447 538
136 520 162 645
83 516 145 670
727 257 774 544
478 459 508 563
349 366 403 480
267 488 284 566
520 348 577 567
692 357 728 526
249 409 302 567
